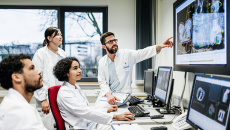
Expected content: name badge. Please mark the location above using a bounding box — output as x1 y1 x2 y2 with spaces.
124 66 130 71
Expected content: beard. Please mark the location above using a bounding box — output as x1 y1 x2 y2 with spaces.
105 45 118 54
25 76 43 93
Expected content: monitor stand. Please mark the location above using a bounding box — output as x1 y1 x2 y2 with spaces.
155 108 175 114
145 94 152 102
152 97 164 107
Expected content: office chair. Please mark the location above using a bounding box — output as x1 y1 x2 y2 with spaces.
48 85 65 130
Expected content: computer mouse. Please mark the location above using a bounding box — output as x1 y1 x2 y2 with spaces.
127 115 135 120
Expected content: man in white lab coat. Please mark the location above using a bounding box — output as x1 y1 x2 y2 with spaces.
0 54 47 130
97 32 173 105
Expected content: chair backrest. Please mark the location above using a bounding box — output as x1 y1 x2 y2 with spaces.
48 85 65 130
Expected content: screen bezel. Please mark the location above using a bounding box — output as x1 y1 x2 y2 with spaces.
186 73 230 130
144 70 154 96
154 66 173 104
173 0 230 75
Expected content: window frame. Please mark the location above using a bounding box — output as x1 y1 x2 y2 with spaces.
0 5 108 82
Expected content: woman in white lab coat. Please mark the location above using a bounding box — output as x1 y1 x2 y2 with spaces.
32 27 67 130
53 57 135 130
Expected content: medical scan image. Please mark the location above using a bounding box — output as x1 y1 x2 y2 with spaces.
196 87 205 101
156 70 170 92
208 104 215 116
176 0 225 55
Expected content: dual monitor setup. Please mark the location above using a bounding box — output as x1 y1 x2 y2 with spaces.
144 66 174 114
144 68 230 129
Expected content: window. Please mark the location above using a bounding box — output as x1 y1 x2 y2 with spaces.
65 12 103 78
0 6 108 82
0 8 58 60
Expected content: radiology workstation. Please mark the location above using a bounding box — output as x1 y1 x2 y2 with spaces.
107 0 230 129
0 0 230 130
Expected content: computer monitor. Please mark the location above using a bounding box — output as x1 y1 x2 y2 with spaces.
187 73 230 130
173 0 230 75
144 70 155 102
154 66 174 114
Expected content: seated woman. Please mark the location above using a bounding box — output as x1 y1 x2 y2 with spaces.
53 57 134 130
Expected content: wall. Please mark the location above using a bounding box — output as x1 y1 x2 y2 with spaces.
156 0 194 104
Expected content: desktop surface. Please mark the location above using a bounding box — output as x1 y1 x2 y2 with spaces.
111 103 178 125
110 99 195 130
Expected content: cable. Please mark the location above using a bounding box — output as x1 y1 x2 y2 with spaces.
180 72 187 113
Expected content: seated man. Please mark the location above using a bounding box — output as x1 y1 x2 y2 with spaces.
97 32 173 106
0 54 47 130
53 57 135 130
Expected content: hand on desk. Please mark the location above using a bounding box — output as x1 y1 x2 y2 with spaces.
113 112 135 121
107 105 118 113
106 92 120 105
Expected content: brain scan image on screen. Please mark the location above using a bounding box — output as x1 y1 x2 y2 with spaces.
217 109 225 122
222 89 230 103
211 1 220 13
196 87 205 101
208 104 215 116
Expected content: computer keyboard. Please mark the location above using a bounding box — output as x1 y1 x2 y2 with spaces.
128 104 150 117
129 96 144 106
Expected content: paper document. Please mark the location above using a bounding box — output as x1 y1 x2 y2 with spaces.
111 123 144 130
100 93 130 103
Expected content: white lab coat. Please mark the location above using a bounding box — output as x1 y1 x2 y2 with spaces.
98 45 157 97
57 82 113 130
0 88 47 130
32 45 67 129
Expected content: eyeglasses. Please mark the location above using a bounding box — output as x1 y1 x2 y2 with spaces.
105 39 118 45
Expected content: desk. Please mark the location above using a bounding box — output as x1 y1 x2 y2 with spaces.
111 104 178 125
109 100 194 130
140 124 174 130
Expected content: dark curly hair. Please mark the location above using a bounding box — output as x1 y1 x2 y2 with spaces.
100 32 115 45
53 57 80 82
0 54 31 90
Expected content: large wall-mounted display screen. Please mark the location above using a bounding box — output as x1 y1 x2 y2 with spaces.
175 0 226 65
173 0 230 75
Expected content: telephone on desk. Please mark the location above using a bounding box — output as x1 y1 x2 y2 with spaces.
172 112 192 130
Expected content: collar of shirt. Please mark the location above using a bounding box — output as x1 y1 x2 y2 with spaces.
8 88 30 104
63 81 89 106
44 45 65 58
63 81 78 90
